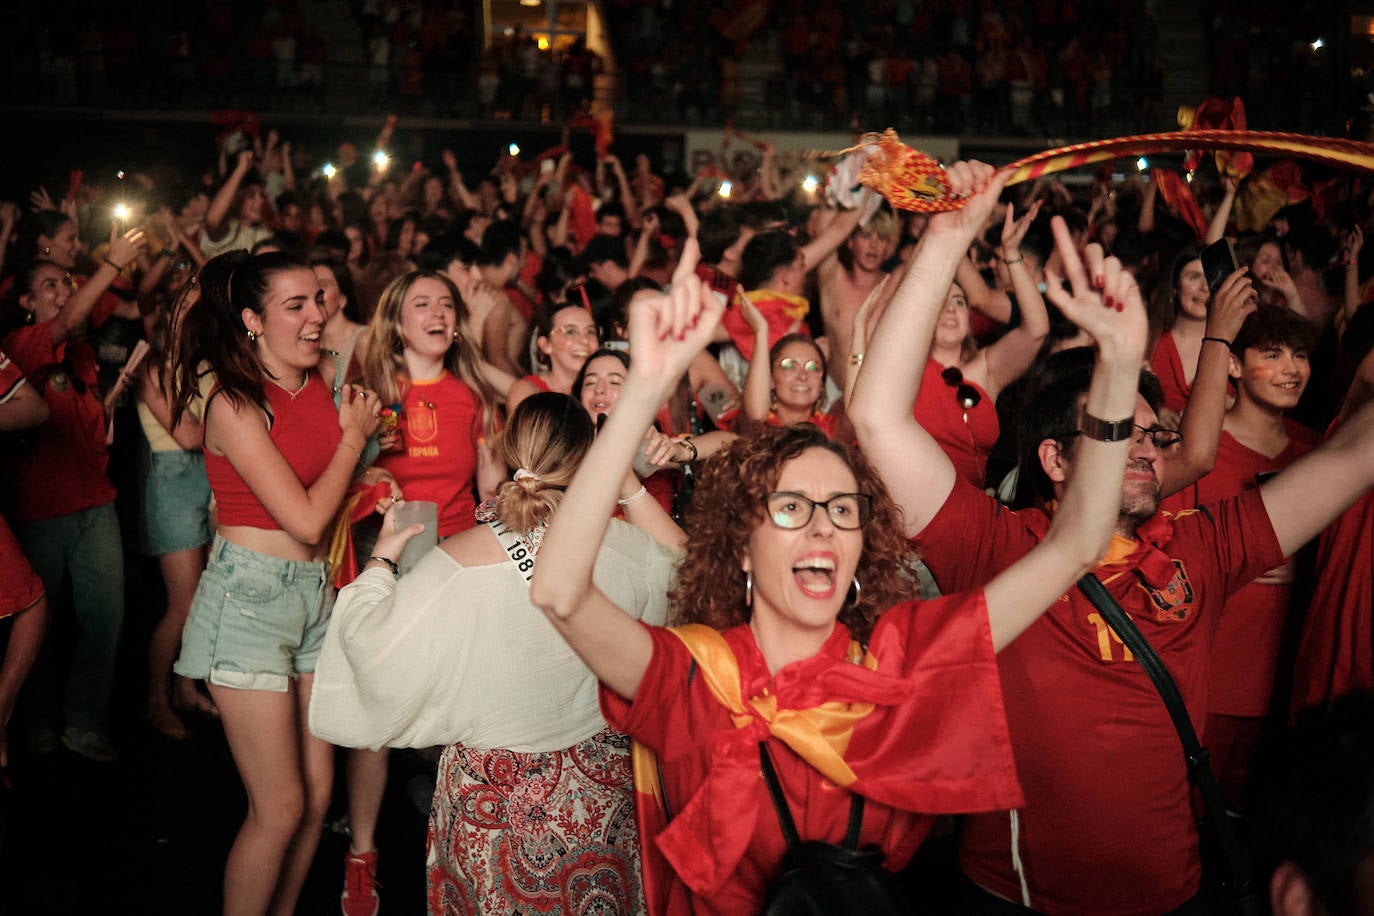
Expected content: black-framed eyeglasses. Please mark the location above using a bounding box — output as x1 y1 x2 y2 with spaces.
1058 424 1184 450
941 366 981 410
767 491 873 530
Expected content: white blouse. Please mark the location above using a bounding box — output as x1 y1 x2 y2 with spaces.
309 519 676 753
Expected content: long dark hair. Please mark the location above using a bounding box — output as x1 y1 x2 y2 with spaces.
169 250 310 428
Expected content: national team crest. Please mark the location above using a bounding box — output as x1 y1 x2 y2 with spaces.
1142 560 1195 621
406 400 438 444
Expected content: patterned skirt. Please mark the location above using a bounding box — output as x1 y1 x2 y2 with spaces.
426 728 646 915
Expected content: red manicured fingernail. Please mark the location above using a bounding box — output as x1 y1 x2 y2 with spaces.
1115 302 1125 312
1094 275 1105 288
1104 295 1114 309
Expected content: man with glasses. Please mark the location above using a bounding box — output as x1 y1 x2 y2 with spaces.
851 172 1374 914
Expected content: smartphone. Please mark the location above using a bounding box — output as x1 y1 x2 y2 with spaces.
1200 238 1239 295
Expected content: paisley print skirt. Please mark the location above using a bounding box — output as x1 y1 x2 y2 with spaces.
426 728 645 915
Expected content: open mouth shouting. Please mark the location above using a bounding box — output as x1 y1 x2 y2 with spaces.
792 552 838 599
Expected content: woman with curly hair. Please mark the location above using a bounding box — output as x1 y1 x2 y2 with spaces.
526 226 1140 914
311 391 682 915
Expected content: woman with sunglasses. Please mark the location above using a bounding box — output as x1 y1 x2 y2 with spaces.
525 209 1145 912
885 204 1048 488
730 292 843 437
505 300 600 415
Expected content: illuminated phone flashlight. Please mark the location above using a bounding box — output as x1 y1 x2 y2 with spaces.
1136 157 1149 172
322 162 337 179
718 180 733 200
801 175 819 194
1311 38 1324 51
113 203 131 221
508 143 521 157
372 149 390 168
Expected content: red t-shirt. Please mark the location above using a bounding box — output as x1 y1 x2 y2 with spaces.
2 322 117 521
601 596 1020 916
912 357 999 488
1290 487 1374 712
917 479 1284 915
1180 425 1316 716
0 350 44 616
203 371 342 530
1149 331 1191 416
373 372 483 537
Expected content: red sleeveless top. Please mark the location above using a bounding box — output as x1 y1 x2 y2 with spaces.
204 371 342 530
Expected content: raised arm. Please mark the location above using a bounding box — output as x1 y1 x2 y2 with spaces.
530 241 721 699
1261 397 1374 557
1158 266 1257 496
738 291 773 425
1340 225 1363 333
51 226 146 346
1205 176 1238 244
799 205 864 272
849 161 1009 535
981 222 1148 650
974 202 1050 398
205 150 254 235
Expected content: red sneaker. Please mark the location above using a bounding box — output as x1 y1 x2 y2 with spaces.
341 849 381 916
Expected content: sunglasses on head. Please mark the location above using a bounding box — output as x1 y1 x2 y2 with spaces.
941 366 981 410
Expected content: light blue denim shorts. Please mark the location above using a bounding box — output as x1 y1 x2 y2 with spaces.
144 450 213 555
174 536 333 692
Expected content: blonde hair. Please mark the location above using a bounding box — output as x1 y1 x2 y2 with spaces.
494 392 595 533
360 270 501 441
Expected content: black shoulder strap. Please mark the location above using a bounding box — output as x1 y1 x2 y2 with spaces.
758 742 865 850
1076 573 1258 911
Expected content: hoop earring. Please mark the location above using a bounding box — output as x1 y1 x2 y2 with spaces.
42 246 50 256
23 308 35 324
744 570 753 608
846 577 863 609
246 329 257 342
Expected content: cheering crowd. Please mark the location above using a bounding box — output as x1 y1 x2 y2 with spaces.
5 119 1374 916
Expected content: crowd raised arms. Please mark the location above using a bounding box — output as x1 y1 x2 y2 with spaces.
7 120 1374 916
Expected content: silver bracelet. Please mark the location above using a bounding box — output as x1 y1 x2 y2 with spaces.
617 485 648 506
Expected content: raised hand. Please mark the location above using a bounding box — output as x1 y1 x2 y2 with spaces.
1042 216 1147 365
625 238 721 392
925 160 1012 245
1205 266 1258 344
107 225 148 269
1000 199 1042 257
29 186 56 212
632 426 678 478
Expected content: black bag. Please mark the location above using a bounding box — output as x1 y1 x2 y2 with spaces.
1077 574 1261 916
757 743 908 916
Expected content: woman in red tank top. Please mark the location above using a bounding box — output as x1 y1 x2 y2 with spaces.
169 250 383 916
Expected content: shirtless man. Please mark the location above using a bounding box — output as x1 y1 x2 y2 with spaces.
817 211 899 392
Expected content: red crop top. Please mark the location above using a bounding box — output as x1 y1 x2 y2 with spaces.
203 371 342 530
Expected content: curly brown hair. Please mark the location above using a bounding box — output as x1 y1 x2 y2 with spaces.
669 424 918 643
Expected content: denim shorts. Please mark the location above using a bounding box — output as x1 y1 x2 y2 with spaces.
174 536 333 692
144 450 212 555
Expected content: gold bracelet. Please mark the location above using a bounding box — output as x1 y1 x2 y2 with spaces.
848 352 864 366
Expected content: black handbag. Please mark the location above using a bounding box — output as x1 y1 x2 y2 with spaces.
757 743 908 916
1077 574 1261 916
